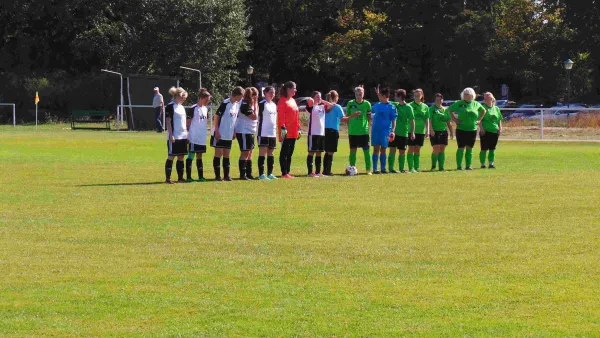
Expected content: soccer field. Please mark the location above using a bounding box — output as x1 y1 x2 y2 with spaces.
1 126 600 336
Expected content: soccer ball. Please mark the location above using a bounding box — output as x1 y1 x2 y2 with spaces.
345 165 358 176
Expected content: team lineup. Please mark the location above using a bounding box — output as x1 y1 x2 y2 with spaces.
163 82 503 183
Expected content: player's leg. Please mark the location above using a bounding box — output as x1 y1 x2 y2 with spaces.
407 145 415 172
372 144 380 173
362 135 372 174
245 135 256 179
258 145 268 179
479 132 489 169
196 151 206 181
287 139 296 177
186 150 196 182
380 147 388 173
165 154 175 184
213 147 223 181
176 154 185 182
315 152 323 176
456 130 465 170
223 147 232 181
414 145 422 172
388 146 397 173
438 145 447 171
488 132 499 168
307 150 315 176
280 139 289 177
267 146 277 179
239 150 250 180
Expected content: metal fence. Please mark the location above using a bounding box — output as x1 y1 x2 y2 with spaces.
498 107 600 140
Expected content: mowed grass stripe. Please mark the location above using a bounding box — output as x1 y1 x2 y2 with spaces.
1 126 599 336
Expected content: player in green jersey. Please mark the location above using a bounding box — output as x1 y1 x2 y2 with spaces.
428 93 454 171
388 89 415 173
479 92 503 169
407 89 430 172
345 86 373 174
448 87 487 170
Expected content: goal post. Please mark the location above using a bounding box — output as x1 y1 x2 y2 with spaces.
0 103 16 127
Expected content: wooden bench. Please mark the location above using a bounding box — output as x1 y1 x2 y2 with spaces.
71 110 111 130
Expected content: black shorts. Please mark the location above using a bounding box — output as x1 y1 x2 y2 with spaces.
389 135 408 150
324 128 340 153
236 133 255 151
456 129 477 148
189 143 207 153
430 131 449 146
308 134 325 152
210 136 233 149
480 131 499 151
257 136 277 149
408 133 426 147
167 139 188 156
349 134 369 149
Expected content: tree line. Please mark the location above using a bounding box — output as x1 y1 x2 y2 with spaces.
1 0 598 122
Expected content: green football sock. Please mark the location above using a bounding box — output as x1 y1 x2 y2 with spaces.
438 152 445 170
414 154 421 171
479 151 487 165
399 155 406 171
187 152 196 160
456 149 464 168
363 148 372 171
465 149 473 168
431 153 438 169
407 153 414 171
349 152 357 166
488 150 496 164
388 154 396 171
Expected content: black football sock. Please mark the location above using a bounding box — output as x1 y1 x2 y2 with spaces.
213 157 221 179
246 160 253 178
176 160 184 180
196 158 204 179
165 159 173 180
323 154 331 174
185 158 193 180
307 155 314 175
315 156 322 174
223 157 231 178
267 156 275 176
258 156 266 176
238 159 246 179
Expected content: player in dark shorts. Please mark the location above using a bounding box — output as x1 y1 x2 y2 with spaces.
448 87 487 170
428 93 453 171
345 86 373 174
164 87 190 184
389 89 415 173
407 88 430 172
479 92 503 169
211 87 244 181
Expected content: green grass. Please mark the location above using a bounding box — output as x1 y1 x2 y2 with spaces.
1 125 600 336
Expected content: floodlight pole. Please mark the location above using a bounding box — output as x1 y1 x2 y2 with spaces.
180 66 202 91
101 69 124 130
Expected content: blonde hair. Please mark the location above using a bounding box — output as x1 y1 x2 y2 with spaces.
460 87 476 101
483 92 496 106
354 86 364 93
327 90 339 102
168 87 188 99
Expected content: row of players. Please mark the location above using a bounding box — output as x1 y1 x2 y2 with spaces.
163 82 503 183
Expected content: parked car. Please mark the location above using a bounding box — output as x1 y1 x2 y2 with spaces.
506 104 542 120
548 103 586 115
295 96 310 112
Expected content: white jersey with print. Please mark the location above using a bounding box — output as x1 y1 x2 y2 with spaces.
258 99 277 137
188 104 208 145
165 102 188 140
213 98 239 141
308 103 326 136
235 100 258 135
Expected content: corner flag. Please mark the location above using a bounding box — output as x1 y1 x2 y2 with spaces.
35 91 40 105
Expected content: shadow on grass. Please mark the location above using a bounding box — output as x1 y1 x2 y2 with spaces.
77 181 222 187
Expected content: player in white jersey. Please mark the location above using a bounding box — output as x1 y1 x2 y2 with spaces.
256 86 278 180
306 91 334 177
164 87 190 184
211 86 244 181
235 87 259 180
185 88 211 182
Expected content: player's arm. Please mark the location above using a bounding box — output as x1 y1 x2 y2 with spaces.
214 102 226 140
477 104 487 125
241 103 257 120
165 104 174 142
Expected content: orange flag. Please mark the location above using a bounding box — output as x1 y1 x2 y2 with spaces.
35 91 40 105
